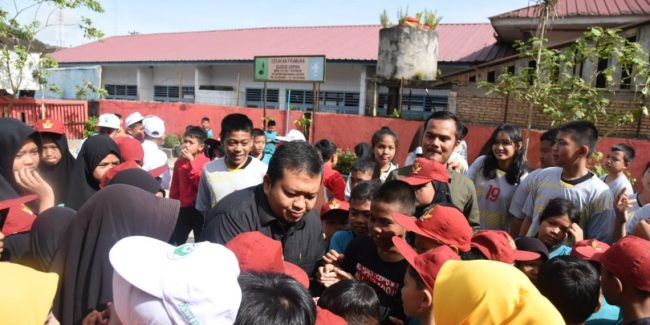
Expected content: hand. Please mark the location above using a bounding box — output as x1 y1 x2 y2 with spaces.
318 264 352 288
614 188 631 224
568 223 584 243
14 168 53 198
321 249 344 265
447 159 462 173
180 147 194 161
82 307 110 325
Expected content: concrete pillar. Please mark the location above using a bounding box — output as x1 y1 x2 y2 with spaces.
137 66 154 101
358 67 367 115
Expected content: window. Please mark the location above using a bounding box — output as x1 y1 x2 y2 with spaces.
487 70 496 83
378 93 447 119
507 65 515 75
468 75 476 83
527 60 537 85
153 85 194 102
245 88 279 108
595 58 609 88
105 84 137 100
286 90 360 114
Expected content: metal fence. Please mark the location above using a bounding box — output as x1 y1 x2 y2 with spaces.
1 99 88 139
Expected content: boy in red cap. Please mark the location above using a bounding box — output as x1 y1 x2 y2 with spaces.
598 236 650 325
320 198 350 241
393 236 459 325
468 230 539 264
393 204 473 254
397 157 452 220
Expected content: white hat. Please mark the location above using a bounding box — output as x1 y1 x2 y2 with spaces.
97 113 120 129
143 116 165 138
276 129 306 142
125 112 145 128
110 236 242 325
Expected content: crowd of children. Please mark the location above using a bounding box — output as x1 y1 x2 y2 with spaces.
1 109 650 325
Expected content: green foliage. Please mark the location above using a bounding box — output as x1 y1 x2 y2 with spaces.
390 109 402 118
480 27 650 138
294 114 311 138
74 81 108 99
164 133 182 149
83 115 97 138
334 148 357 176
0 0 104 103
380 10 391 28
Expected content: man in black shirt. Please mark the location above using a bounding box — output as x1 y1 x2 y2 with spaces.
200 141 326 278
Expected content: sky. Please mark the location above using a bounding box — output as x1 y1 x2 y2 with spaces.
3 0 535 47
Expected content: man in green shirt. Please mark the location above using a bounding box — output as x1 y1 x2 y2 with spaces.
388 111 480 229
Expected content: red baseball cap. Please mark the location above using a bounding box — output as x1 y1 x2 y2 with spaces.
572 239 610 261
34 118 65 135
393 205 473 252
315 307 347 325
399 157 449 186
226 231 310 288
470 230 539 264
99 161 140 188
114 137 144 164
0 194 38 235
320 198 350 217
596 236 650 291
392 236 460 291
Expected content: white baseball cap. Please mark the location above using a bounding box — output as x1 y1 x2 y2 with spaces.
276 129 306 142
125 112 145 128
110 236 242 325
97 113 121 129
143 116 165 138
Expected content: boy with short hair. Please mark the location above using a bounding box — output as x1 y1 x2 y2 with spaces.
537 256 601 325
511 121 615 243
320 198 350 241
195 113 268 214
344 157 376 201
169 126 211 244
329 180 381 254
264 120 279 157
315 139 346 201
602 143 635 197
598 236 650 325
201 117 213 139
540 128 559 168
393 237 460 325
318 180 416 322
251 128 270 164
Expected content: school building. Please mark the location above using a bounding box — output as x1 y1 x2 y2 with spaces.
51 0 650 136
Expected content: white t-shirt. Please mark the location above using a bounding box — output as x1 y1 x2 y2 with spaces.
141 140 171 189
600 174 634 197
195 156 267 212
509 168 543 219
518 167 615 242
467 155 527 230
626 193 650 234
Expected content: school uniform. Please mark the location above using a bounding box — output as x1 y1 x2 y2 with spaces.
169 154 211 243
514 167 615 243
466 155 527 230
323 164 346 201
601 174 634 197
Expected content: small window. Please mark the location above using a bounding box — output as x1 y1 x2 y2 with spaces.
595 58 609 88
468 75 476 83
487 70 496 83
105 84 137 100
507 65 515 75
527 60 537 85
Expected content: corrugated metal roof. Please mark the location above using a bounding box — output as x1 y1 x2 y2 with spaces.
52 23 507 64
492 0 650 19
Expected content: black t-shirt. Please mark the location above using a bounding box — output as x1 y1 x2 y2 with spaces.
341 236 407 322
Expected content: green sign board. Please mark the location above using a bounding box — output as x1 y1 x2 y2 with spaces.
254 55 326 83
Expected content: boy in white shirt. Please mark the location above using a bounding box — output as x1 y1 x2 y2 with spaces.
195 113 267 214
601 143 635 197
141 115 171 189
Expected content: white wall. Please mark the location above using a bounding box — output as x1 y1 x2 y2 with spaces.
137 66 154 101
103 66 137 85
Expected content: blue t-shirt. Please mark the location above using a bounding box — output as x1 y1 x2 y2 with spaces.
206 129 214 139
586 296 620 325
264 131 278 156
329 230 355 254
549 244 572 259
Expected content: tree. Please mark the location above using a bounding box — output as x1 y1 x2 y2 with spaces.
481 27 650 141
0 0 104 116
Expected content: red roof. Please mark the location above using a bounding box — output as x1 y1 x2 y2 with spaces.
492 0 650 19
52 24 505 64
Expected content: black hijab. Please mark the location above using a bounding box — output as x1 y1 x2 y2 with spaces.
106 168 163 195
38 132 76 205
64 135 121 210
30 207 76 271
0 118 40 196
50 184 180 325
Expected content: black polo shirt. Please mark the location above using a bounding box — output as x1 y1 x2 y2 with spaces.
201 184 326 276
